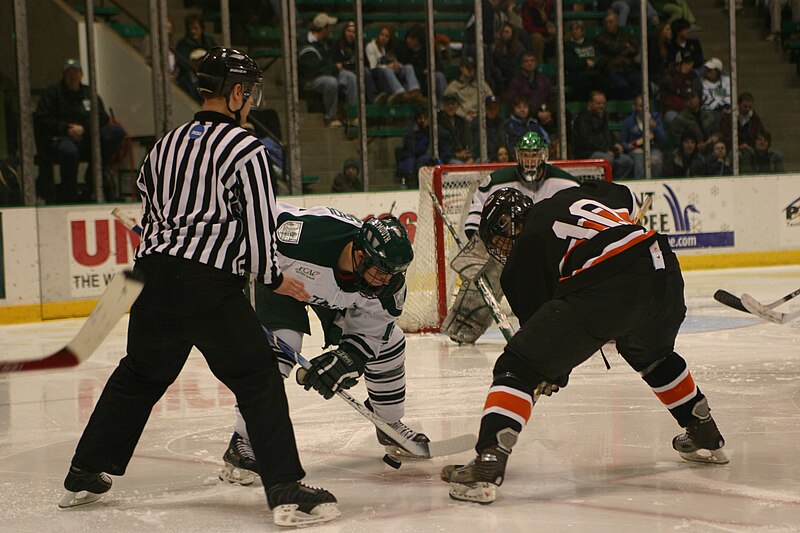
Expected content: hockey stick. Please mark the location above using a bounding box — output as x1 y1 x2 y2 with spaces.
426 186 515 342
741 293 800 325
262 326 477 458
714 287 800 315
112 208 142 236
633 194 653 225
0 270 144 373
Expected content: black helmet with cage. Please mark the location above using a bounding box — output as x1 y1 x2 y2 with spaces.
479 187 533 263
197 47 263 110
352 216 414 298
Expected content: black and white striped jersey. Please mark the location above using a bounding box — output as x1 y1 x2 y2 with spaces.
134 111 282 287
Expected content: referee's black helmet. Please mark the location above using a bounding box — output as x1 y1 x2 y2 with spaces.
197 47 263 108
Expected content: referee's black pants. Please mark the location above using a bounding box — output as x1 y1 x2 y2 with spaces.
72 253 305 489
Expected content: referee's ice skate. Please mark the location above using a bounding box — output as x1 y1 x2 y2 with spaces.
219 432 259 485
58 465 112 508
266 481 340 526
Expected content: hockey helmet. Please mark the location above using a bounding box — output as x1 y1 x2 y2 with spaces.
479 187 533 263
515 131 549 182
352 216 414 298
197 47 263 108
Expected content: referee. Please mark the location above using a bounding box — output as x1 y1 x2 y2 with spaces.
59 48 340 526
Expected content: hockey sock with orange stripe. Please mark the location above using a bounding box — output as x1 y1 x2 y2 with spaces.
641 353 706 427
476 374 535 451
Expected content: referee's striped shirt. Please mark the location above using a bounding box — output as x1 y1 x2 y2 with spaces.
134 111 283 287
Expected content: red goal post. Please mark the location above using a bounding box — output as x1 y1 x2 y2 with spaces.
398 159 612 334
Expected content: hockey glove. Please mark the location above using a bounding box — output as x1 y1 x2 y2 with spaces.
296 348 366 400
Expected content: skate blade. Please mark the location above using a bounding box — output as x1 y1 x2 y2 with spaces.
383 445 429 460
448 482 496 504
678 448 730 465
58 490 104 509
218 463 257 486
272 503 341 527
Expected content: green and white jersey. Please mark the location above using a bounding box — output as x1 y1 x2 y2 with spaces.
274 202 404 361
463 164 579 238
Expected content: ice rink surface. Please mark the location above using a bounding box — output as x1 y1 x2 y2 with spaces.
1 265 800 532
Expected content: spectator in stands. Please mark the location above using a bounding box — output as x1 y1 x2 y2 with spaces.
397 24 447 101
564 20 602 100
497 0 532 51
700 57 731 125
504 98 550 159
741 130 785 173
621 95 666 178
720 92 766 154
331 158 363 192
334 21 381 104
439 94 474 164
648 21 673 89
176 15 216 65
669 87 719 153
572 90 634 180
651 0 700 29
535 103 560 158
445 57 495 121
504 52 553 113
610 0 660 27
766 0 800 41
520 0 556 64
366 25 426 105
397 106 436 187
493 22 525 93
495 145 511 162
659 48 701 127
667 19 703 70
704 140 733 176
177 48 207 104
471 95 506 161
664 130 706 177
298 13 358 127
34 59 126 204
595 10 642 99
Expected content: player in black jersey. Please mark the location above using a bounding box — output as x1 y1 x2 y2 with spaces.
442 183 728 504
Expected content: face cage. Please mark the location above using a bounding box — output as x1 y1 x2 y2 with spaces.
485 213 521 264
515 148 548 181
352 246 408 299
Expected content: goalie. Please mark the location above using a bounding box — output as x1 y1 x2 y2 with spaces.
219 206 428 485
443 131 580 344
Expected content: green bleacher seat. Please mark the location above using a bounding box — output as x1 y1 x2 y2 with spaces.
346 127 406 139
73 5 121 17
346 103 415 119
109 22 147 39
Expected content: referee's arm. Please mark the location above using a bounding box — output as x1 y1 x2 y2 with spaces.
239 146 309 301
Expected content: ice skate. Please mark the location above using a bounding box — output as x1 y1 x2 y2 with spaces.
219 432 259 485
673 416 729 465
58 465 112 508
441 445 510 504
266 480 340 527
376 420 431 459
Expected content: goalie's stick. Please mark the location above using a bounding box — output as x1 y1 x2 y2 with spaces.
741 293 800 325
633 193 653 225
426 187 515 342
262 326 476 458
714 287 800 315
112 208 142 236
0 270 144 373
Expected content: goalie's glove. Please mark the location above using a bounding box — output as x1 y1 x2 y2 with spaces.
296 348 367 400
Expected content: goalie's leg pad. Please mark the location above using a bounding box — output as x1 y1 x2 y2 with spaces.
443 259 505 344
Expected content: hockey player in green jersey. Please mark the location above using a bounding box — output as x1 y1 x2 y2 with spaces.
443 131 580 344
220 204 426 485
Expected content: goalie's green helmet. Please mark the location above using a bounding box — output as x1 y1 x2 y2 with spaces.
515 131 549 182
352 216 414 298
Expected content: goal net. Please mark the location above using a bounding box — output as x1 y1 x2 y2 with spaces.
399 159 613 334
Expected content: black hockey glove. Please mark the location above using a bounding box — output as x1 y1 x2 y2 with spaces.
296 348 367 400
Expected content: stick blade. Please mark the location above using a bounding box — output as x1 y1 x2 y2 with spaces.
427 433 477 458
713 289 749 313
741 293 783 324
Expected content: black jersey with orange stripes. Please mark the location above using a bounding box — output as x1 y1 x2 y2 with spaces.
501 180 657 324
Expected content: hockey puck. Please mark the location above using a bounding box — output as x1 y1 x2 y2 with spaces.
383 454 402 469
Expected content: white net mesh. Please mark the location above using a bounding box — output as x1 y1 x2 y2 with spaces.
398 160 611 333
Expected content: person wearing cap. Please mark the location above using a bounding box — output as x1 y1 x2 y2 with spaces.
659 47 702 127
470 95 505 161
700 57 730 124
33 59 126 203
667 19 703 71
444 57 494 121
503 52 553 113
331 158 363 192
668 86 720 153
298 13 357 127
